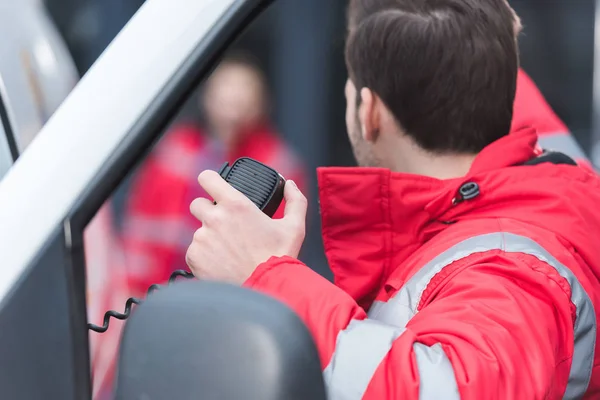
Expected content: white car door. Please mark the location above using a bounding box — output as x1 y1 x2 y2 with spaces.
0 0 273 398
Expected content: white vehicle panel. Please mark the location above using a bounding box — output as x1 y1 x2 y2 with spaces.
0 0 237 303
0 1 78 150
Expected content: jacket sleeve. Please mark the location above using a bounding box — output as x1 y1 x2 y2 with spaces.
244 253 575 399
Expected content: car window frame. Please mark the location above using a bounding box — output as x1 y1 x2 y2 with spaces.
69 0 273 395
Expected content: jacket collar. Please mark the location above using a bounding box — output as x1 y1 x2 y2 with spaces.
317 127 538 308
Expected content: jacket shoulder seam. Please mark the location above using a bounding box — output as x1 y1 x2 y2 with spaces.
420 250 574 318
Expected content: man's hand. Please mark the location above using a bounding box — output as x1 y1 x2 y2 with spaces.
185 170 307 285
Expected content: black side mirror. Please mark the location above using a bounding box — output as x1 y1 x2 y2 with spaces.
114 281 327 400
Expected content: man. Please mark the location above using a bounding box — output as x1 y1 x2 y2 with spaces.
123 52 306 297
186 1 600 399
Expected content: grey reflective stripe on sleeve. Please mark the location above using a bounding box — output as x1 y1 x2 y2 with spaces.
414 343 460 400
323 319 404 399
368 234 520 327
368 232 596 399
538 132 588 162
501 233 596 399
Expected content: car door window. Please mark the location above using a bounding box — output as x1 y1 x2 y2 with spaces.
78 2 350 397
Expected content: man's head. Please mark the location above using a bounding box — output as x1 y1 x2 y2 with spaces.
344 0 520 173
202 52 269 147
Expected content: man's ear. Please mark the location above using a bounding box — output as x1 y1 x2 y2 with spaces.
359 87 380 142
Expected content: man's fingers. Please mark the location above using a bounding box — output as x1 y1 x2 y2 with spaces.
283 180 308 227
190 197 215 223
197 170 245 203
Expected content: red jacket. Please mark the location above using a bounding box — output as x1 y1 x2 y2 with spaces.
124 123 306 296
245 127 600 399
513 69 592 171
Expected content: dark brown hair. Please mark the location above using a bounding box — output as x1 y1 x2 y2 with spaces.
346 0 519 154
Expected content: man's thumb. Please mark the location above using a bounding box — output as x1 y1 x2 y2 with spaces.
283 180 308 223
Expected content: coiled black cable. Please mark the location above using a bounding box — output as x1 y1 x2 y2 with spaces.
88 270 194 333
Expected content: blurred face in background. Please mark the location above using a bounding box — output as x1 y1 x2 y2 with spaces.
202 61 268 147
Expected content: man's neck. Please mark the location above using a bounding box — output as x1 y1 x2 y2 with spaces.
388 143 477 179
407 153 477 179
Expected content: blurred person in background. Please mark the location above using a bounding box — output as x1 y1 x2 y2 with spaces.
185 0 600 398
505 0 592 170
513 68 593 170
122 51 307 297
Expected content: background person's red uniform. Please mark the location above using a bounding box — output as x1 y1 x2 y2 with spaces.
123 123 306 297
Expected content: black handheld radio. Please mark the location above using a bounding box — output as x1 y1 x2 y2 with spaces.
88 157 286 333
217 157 286 217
